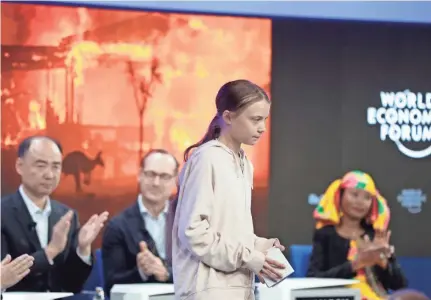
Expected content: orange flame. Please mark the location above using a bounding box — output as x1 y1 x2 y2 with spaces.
66 41 153 86
28 100 46 129
3 135 17 146
1 3 271 183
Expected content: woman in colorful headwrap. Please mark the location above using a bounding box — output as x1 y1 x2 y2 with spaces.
307 170 407 299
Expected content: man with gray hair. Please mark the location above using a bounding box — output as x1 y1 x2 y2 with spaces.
1 135 109 292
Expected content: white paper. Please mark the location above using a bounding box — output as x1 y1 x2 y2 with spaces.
2 292 73 300
262 247 294 288
111 283 174 297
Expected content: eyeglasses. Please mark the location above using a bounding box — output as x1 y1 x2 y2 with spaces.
142 170 174 182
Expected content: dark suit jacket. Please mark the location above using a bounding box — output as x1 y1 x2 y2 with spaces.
306 225 408 292
1 191 92 293
102 200 176 294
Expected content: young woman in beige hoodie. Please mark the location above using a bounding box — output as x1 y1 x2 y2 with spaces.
172 80 285 300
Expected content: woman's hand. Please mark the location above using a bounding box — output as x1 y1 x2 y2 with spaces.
273 239 285 251
352 235 391 270
373 230 393 268
257 256 285 283
373 230 391 249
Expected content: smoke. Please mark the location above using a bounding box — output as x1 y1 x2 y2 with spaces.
1 3 92 46
1 3 34 44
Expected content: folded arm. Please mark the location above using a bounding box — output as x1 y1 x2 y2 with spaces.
177 153 265 274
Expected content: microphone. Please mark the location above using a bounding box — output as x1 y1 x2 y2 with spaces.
28 221 37 231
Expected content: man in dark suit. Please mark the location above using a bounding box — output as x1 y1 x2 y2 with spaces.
102 149 179 294
1 136 109 293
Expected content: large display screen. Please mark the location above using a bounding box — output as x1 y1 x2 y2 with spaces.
1 2 272 246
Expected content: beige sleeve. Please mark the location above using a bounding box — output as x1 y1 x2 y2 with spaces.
254 236 276 252
177 152 265 274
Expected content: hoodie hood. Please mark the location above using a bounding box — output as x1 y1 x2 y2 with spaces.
190 139 235 159
180 139 253 186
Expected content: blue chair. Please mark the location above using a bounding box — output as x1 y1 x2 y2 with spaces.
77 248 106 300
95 249 105 289
289 245 313 278
397 257 431 297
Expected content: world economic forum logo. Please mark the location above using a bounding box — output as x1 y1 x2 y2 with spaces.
308 193 323 206
366 90 431 159
397 189 427 214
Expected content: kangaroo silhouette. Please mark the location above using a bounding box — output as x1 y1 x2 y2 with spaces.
62 151 105 193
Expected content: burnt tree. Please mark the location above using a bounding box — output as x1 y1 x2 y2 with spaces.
126 57 162 165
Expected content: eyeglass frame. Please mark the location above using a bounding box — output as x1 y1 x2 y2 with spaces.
141 170 175 182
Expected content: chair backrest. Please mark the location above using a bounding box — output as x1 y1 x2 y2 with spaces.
289 245 313 278
95 248 105 288
82 248 105 292
397 257 431 297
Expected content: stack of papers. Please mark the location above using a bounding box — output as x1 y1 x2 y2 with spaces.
262 247 295 287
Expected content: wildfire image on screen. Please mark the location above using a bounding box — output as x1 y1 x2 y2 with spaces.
1 3 272 241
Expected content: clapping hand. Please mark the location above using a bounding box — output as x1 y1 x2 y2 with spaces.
136 241 152 276
373 230 394 268
136 242 169 282
151 259 169 282
0 254 34 289
78 211 109 256
352 234 391 270
45 210 74 260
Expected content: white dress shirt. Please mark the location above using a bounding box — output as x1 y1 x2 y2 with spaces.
19 185 91 265
137 195 169 281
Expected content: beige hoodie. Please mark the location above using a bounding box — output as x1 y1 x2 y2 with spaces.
172 140 276 300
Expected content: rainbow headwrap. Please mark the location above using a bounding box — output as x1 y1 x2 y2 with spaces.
313 170 391 300
314 170 390 231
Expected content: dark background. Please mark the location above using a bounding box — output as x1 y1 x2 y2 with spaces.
269 18 431 256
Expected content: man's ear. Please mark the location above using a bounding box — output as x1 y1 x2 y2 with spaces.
16 158 24 176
